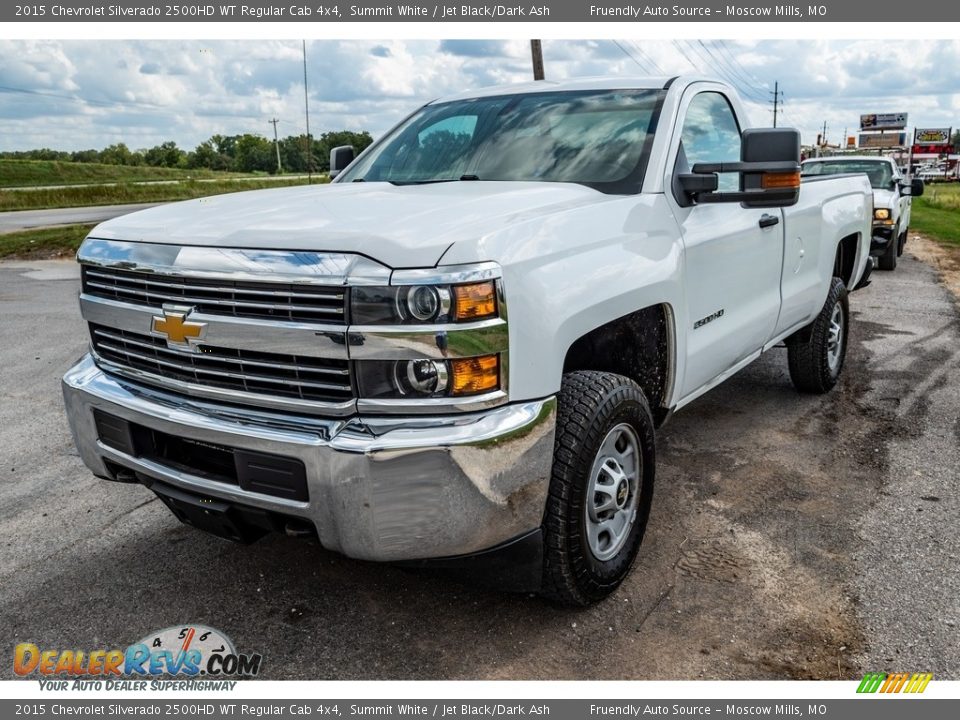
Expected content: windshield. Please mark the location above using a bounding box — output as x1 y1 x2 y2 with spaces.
802 160 896 190
338 89 665 194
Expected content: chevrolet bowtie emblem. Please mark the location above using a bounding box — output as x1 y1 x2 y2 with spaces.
152 307 206 349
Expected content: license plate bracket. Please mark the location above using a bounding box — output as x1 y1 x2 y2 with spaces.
147 479 268 544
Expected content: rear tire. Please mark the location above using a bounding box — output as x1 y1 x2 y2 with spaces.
787 278 849 394
540 371 656 607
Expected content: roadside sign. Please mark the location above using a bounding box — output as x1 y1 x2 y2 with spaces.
859 132 906 148
914 127 952 145
860 112 908 131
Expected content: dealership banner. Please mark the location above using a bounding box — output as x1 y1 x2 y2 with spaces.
2 699 960 719
4 0 960 23
915 128 952 145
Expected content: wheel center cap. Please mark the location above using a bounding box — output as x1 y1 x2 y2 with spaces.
616 479 629 508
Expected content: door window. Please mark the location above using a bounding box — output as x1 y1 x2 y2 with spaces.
679 93 742 191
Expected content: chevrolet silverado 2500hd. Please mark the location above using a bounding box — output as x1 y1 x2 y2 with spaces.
802 155 923 271
63 77 873 606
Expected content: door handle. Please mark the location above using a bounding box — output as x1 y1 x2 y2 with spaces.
759 213 780 229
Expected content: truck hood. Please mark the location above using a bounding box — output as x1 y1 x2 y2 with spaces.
90 181 612 268
872 188 896 211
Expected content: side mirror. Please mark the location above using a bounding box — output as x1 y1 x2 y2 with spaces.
682 128 802 208
903 178 924 197
329 145 355 179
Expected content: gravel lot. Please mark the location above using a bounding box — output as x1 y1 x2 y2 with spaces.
0 242 957 680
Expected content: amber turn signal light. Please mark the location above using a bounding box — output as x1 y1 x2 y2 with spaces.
761 171 801 189
453 281 497 321
450 355 500 396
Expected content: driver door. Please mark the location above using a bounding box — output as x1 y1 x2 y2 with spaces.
669 91 785 400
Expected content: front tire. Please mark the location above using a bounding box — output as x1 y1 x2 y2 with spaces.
878 233 898 270
541 371 656 607
787 277 849 394
897 228 908 257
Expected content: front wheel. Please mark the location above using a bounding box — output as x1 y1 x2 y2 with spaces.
787 277 849 394
897 228 908 257
878 233 898 270
540 371 656 607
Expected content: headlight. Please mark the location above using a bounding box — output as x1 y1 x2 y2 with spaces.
874 208 891 221
351 281 497 325
356 355 500 399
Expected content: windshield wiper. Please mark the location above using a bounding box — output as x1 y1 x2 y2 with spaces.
394 175 483 186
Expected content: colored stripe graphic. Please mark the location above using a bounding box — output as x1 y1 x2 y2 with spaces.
857 672 932 694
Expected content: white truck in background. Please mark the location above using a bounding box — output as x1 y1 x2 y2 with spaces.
802 155 924 271
64 77 873 606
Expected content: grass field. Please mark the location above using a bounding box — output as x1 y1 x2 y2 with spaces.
0 224 94 260
0 159 247 188
911 183 960 247
0 176 319 212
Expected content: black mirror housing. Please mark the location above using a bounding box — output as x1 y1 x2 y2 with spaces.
908 178 925 197
329 145 356 179
679 173 719 196
738 128 801 208
682 128 802 208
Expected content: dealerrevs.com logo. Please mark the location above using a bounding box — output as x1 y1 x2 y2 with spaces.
14 625 262 690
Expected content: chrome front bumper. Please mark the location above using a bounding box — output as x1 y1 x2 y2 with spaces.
63 354 556 562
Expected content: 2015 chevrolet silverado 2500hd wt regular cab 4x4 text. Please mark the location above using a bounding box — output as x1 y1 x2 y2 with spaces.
802 155 924 271
63 77 873 606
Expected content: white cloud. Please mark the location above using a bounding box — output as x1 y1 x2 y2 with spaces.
0 39 957 152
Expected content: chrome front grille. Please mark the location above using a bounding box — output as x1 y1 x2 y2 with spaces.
82 266 346 324
90 324 353 404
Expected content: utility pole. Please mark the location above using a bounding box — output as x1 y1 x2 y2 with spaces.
769 81 783 128
821 121 828 147
530 40 545 81
268 118 282 174
302 40 313 183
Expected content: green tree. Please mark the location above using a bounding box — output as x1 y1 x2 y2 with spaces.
186 140 218 170
70 149 99 163
99 143 136 166
144 141 185 168
234 134 275 173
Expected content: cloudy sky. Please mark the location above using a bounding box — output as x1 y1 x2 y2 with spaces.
1 39 958 152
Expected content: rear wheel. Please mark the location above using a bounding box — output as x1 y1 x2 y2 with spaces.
541 371 656 607
787 278 849 394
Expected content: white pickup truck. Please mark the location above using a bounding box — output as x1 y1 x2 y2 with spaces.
802 155 924 271
63 77 873 606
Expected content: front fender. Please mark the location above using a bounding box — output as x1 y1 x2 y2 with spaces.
441 194 686 406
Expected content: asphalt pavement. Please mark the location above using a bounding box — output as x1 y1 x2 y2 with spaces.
0 203 163 233
0 246 956 680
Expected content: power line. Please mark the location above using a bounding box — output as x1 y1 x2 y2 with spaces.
612 40 652 73
0 83 168 111
692 41 767 103
627 41 665 75
671 40 701 73
715 40 769 91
